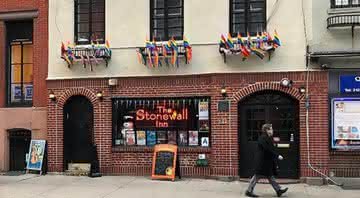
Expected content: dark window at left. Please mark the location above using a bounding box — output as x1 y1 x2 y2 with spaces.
75 0 105 45
6 21 33 107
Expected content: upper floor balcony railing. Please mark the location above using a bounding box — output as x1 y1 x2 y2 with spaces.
331 0 360 9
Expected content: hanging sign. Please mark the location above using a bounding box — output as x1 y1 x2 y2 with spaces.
340 75 360 93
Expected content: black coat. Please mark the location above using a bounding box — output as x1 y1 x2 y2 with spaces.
254 134 279 176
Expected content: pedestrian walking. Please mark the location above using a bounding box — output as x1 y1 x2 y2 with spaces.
245 123 288 197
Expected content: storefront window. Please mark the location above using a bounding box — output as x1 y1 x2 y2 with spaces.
112 97 210 147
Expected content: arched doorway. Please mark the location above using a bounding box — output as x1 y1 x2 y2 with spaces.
63 95 94 170
8 129 31 171
238 90 300 179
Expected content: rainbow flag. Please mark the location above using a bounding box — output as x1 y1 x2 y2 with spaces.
227 33 234 48
273 30 281 48
220 34 229 49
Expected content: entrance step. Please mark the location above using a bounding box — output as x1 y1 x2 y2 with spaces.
65 163 90 176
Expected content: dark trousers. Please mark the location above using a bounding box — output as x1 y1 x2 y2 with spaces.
247 174 281 193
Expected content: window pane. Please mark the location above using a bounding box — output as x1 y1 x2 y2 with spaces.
249 2 264 12
23 84 33 101
11 84 22 102
168 28 182 39
248 23 264 34
249 12 264 22
232 24 246 34
23 45 33 63
77 13 90 23
168 8 182 16
78 23 90 32
91 1 105 13
77 32 90 43
76 3 90 14
92 12 104 23
154 19 165 29
168 18 182 28
11 45 21 64
92 22 105 32
11 64 21 84
92 32 105 43
154 9 165 17
233 13 245 23
233 2 246 12
154 29 165 40
168 0 182 7
154 0 165 8
23 64 33 83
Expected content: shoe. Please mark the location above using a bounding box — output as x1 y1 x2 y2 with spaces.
276 187 288 197
245 190 259 197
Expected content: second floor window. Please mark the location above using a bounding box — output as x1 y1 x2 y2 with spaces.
75 0 105 45
151 0 184 41
230 0 266 37
332 0 360 8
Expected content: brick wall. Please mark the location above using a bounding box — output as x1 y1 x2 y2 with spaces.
47 71 331 178
0 0 48 108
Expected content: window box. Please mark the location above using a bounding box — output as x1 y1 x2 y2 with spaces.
136 38 192 67
218 31 281 63
60 42 112 71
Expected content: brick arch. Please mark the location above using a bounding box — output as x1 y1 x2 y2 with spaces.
57 87 99 108
232 82 305 102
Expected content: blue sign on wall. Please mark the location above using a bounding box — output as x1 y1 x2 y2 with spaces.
340 75 360 93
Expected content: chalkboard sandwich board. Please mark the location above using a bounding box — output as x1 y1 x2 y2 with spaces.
151 144 178 181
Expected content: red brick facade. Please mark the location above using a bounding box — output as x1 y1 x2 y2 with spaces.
0 0 48 108
47 71 336 178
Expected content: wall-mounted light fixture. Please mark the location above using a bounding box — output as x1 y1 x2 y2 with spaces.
299 86 306 94
49 91 56 101
221 86 227 98
96 91 104 100
280 78 293 88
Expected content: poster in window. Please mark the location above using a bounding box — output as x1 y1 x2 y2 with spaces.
12 85 22 101
199 101 209 120
146 131 156 146
178 131 188 146
26 140 46 171
25 84 33 101
136 130 146 146
189 131 199 146
201 137 209 147
157 131 167 144
126 130 136 146
167 131 177 145
199 120 209 132
332 98 360 150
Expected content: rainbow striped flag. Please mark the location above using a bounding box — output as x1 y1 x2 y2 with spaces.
273 30 281 48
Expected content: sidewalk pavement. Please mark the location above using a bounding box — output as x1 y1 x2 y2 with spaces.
0 174 359 198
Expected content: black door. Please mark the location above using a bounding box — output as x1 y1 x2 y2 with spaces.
239 91 299 179
9 130 31 171
64 96 94 169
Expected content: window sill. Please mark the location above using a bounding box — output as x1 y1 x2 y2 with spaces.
328 7 360 15
112 146 211 153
